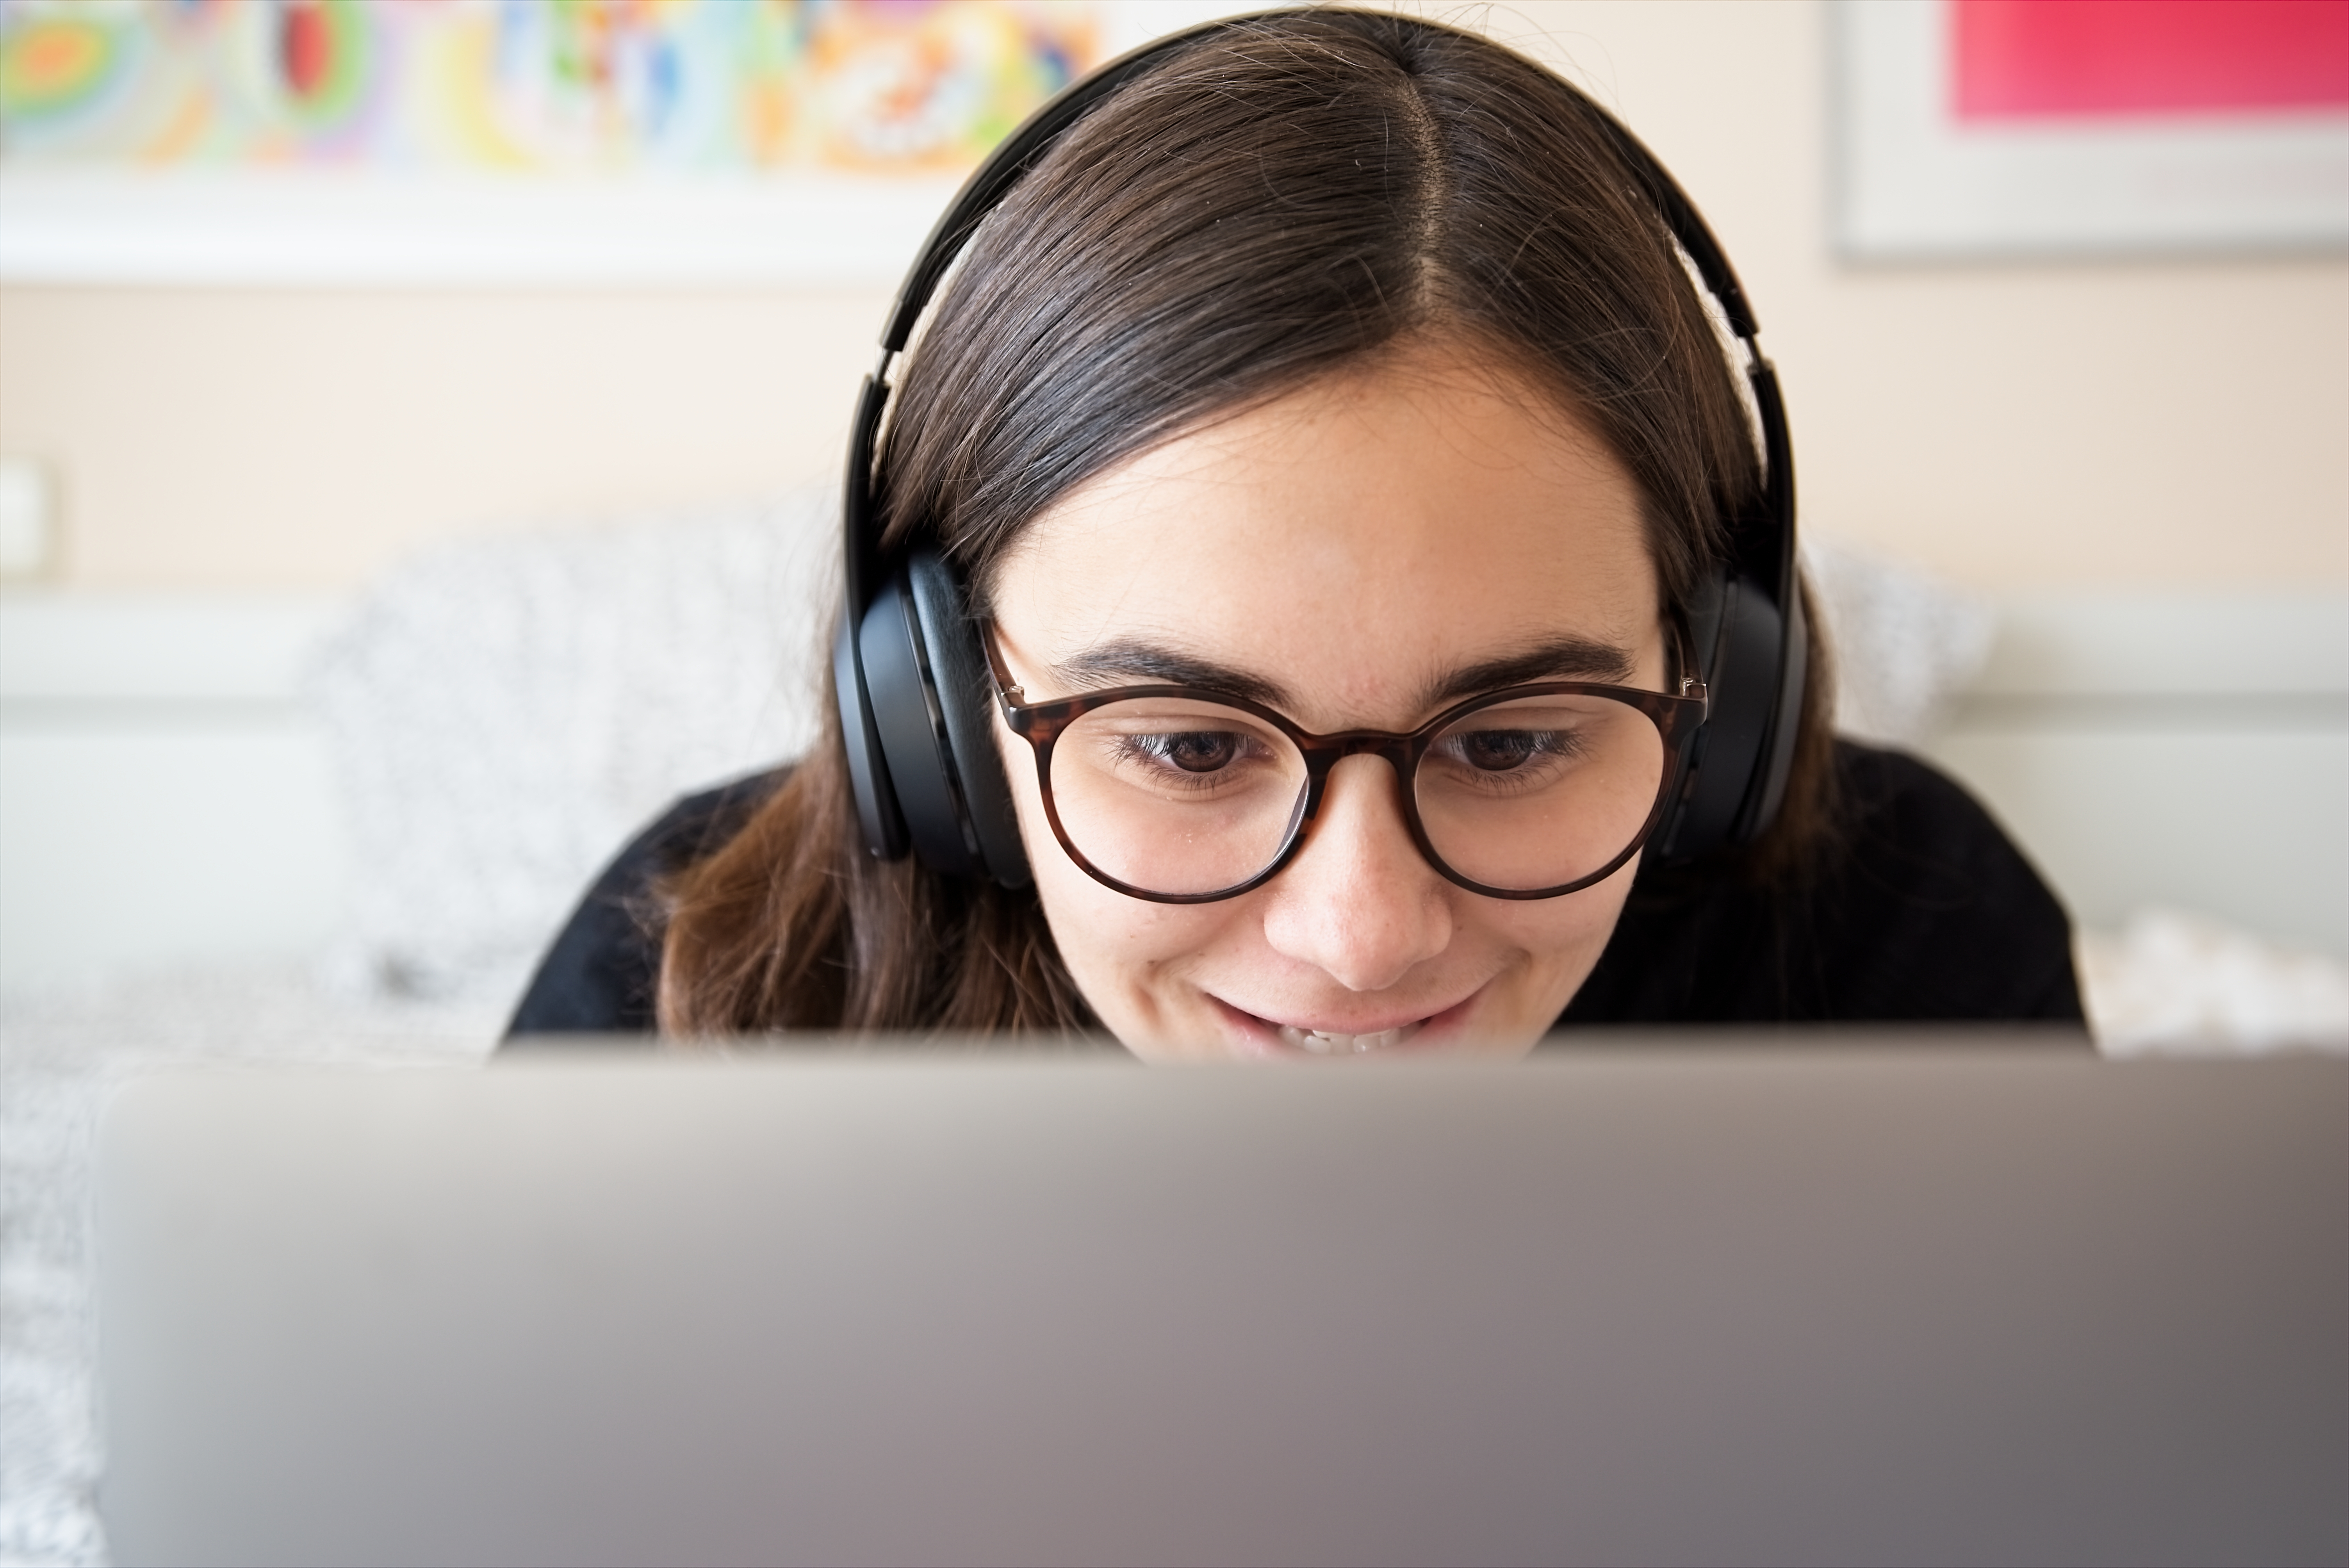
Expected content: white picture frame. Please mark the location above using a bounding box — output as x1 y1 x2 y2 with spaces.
1834 0 2349 260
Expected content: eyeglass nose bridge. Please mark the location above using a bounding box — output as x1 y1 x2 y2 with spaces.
1284 732 1432 845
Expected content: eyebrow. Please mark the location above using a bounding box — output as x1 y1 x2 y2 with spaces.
1425 637 1640 704
1052 643 1290 706
1049 634 1640 716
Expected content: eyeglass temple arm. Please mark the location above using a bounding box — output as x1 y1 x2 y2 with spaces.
1669 619 1709 711
978 622 1028 708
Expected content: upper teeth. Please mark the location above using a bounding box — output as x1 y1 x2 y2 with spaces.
1278 1025 1415 1055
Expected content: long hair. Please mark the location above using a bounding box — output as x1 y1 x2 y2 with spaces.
658 9 1836 1035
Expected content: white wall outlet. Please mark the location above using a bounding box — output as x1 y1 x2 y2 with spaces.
0 456 58 580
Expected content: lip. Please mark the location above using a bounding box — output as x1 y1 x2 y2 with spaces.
1207 989 1484 1060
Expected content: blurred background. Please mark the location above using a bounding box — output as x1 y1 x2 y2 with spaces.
0 5 2342 1563
0 0 2344 1018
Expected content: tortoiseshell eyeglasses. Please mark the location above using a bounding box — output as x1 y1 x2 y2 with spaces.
983 628 1708 903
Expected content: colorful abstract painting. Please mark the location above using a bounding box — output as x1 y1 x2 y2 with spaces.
0 0 1218 282
0 0 1098 175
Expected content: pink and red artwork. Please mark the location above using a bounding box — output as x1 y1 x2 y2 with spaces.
1954 0 2349 122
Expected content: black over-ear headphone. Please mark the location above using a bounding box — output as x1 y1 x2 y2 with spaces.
832 10 1804 889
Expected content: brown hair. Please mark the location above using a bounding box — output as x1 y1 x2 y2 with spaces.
657 9 1836 1036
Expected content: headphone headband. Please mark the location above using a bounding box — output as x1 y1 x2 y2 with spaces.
881 13 1764 353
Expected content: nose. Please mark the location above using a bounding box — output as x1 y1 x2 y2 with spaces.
1259 755 1454 992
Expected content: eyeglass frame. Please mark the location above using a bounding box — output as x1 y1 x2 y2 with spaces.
981 624 1712 905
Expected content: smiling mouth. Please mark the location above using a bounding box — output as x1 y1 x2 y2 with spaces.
1276 1023 1423 1055
1214 992 1477 1058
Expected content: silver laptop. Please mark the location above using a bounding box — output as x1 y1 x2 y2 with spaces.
96 1038 2347 1566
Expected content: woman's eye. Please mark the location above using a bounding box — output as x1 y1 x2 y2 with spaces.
1136 731 1244 772
1453 729 1561 771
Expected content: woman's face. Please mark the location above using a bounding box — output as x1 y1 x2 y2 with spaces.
986 341 1668 1062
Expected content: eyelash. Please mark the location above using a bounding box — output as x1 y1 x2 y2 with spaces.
1116 731 1271 769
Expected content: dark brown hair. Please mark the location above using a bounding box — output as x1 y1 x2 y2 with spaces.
657 9 1836 1036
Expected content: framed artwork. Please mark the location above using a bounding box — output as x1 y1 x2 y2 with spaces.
1835 0 2349 259
0 0 1236 285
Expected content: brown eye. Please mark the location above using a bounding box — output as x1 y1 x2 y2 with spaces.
1456 730 1547 771
1151 731 1242 772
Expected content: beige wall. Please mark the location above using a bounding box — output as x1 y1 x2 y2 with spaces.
0 287 889 588
2 0 2342 593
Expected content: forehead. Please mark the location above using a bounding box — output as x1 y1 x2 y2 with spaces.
987 348 1660 728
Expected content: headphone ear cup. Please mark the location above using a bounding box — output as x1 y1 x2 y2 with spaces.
859 568 989 880
905 550 1032 889
1658 569 1783 862
834 613 909 860
836 372 910 862
1737 577 1808 843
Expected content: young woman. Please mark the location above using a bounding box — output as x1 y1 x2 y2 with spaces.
508 10 2081 1056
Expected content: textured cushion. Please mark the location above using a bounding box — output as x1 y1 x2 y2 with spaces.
308 490 834 1001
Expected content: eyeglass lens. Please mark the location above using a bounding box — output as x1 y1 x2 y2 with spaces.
1044 691 1668 898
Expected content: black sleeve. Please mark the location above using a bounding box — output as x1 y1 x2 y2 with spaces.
1561 741 2085 1026
503 768 790 1044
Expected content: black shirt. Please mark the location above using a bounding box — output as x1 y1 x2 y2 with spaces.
506 741 2083 1039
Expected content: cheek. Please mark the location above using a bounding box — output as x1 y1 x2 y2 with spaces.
1030 840 1196 973
998 723 1231 1017
1502 863 1636 950
1467 852 1643 1022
